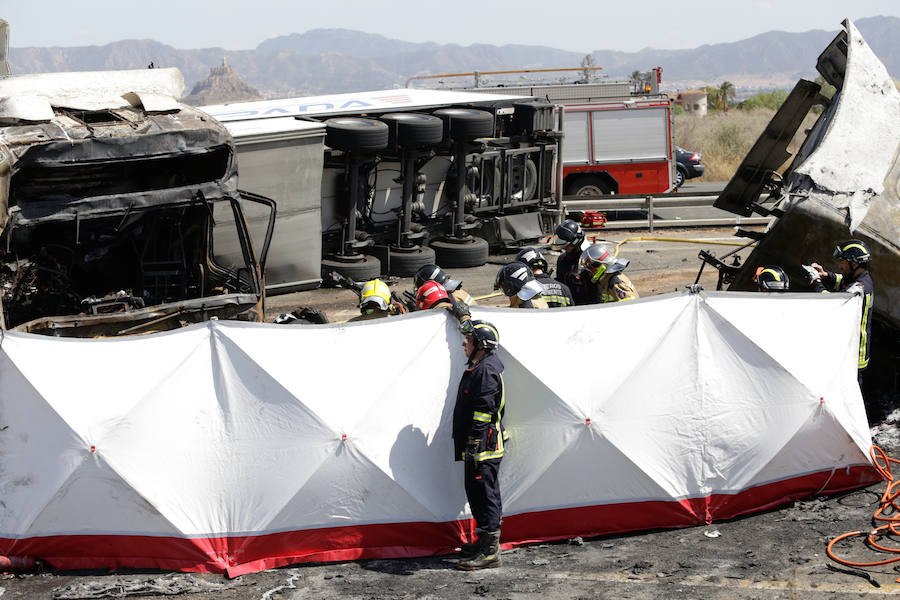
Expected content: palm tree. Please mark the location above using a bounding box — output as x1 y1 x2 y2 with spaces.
718 81 736 111
703 86 721 112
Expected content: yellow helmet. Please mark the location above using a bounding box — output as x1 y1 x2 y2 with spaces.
359 279 391 312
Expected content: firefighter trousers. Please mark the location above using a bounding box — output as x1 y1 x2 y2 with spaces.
464 457 502 532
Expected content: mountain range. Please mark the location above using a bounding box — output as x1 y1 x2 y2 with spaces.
8 16 900 100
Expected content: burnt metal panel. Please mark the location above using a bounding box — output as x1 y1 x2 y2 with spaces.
713 79 821 217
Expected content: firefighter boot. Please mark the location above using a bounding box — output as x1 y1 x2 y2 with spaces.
457 530 501 570
458 534 484 558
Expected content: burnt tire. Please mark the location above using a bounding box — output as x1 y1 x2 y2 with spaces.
325 118 389 152
379 112 445 148
431 236 489 268
565 175 611 196
432 108 494 140
388 245 437 277
321 254 381 281
511 157 538 201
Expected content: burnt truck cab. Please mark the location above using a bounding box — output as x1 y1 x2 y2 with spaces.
712 20 899 329
0 68 274 336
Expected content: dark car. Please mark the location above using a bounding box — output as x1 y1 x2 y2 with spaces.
674 146 705 188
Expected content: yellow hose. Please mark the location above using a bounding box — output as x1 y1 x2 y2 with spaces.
473 291 504 301
610 236 753 256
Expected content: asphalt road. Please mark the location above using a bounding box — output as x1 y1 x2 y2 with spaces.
267 225 760 322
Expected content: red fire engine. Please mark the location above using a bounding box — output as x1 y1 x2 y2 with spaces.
417 66 674 196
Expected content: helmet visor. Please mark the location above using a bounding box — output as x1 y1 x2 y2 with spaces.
360 296 389 311
517 280 544 301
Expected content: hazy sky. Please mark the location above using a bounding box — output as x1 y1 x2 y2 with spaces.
4 1 900 53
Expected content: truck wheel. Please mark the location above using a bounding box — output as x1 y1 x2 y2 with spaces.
566 176 611 196
388 245 437 277
674 167 686 189
473 162 502 203
510 158 538 201
432 108 494 140
321 254 381 281
431 236 489 268
325 118 389 152
379 113 444 147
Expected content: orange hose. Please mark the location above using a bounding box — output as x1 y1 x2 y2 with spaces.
826 445 900 579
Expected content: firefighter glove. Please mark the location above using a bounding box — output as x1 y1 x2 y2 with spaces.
801 264 821 284
449 295 471 322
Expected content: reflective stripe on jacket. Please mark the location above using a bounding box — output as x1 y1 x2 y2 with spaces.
814 269 874 369
451 287 476 306
535 274 575 307
453 351 508 462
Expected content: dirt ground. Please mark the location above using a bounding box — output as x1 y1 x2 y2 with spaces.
6 227 900 600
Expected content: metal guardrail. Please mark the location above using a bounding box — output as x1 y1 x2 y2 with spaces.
560 191 773 232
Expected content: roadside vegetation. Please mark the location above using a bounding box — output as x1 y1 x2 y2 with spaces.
673 80 824 182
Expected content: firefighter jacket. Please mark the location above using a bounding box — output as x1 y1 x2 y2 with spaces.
580 271 638 305
451 287 476 306
813 269 874 370
555 239 590 290
453 351 508 462
535 274 575 307
508 295 549 309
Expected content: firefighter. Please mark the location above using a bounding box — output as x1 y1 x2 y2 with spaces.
348 279 396 322
494 262 548 308
803 239 874 384
753 265 790 292
516 247 574 307
552 219 591 296
453 319 506 570
414 264 476 306
415 280 453 311
578 242 638 304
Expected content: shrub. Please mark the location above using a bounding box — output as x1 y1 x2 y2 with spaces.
738 90 789 111
674 109 817 181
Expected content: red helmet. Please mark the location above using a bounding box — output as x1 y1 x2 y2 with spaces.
416 280 450 310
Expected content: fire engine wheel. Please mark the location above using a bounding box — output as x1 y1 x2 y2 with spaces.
674 167 686 189
325 118 389 152
431 236 489 268
379 113 445 147
566 176 612 196
432 108 494 140
321 254 382 281
388 245 437 277
510 158 538 201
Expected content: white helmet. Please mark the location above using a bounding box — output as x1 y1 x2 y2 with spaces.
580 243 629 282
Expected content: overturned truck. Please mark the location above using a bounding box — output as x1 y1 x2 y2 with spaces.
201 89 560 286
0 68 274 336
711 19 900 378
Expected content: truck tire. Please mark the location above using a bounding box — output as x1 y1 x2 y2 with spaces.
472 161 502 203
325 118 389 152
432 108 494 140
379 113 444 148
388 245 437 277
510 157 538 201
431 236 489 268
321 254 381 281
566 175 611 196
